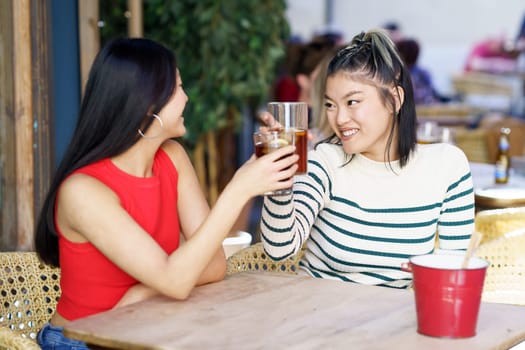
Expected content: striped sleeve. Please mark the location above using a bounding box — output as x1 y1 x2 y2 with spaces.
437 147 475 250
260 155 331 260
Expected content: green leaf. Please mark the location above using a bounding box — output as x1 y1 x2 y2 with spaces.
101 0 290 147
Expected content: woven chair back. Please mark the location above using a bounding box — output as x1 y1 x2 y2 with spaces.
226 242 305 275
475 207 525 244
0 252 60 340
455 128 490 163
477 228 525 305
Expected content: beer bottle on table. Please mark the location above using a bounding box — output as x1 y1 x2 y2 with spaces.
494 127 511 184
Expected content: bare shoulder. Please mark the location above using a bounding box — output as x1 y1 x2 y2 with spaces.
161 138 186 154
57 172 121 241
160 139 193 171
58 172 119 209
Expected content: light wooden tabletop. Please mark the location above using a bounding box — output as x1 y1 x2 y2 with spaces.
63 272 525 350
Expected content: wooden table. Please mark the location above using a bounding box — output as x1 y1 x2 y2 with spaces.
63 272 525 350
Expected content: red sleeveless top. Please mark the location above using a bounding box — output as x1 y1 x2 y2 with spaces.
56 149 180 320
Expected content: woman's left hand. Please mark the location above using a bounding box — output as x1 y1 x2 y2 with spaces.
229 146 299 200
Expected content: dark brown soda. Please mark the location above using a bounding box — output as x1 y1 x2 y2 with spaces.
255 140 285 158
254 142 268 158
294 129 308 174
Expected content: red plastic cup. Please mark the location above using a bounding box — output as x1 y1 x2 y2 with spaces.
402 254 488 338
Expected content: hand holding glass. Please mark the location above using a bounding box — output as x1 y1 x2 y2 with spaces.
253 130 295 196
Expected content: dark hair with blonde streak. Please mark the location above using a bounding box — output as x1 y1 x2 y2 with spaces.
324 29 417 167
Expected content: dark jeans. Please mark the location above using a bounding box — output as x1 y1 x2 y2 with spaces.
37 323 89 350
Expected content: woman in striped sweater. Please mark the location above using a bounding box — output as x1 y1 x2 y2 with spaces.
260 29 474 288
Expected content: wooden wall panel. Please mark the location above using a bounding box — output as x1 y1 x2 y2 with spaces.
31 0 53 224
13 0 34 250
0 0 53 251
0 0 18 250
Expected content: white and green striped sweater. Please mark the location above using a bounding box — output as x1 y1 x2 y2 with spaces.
260 142 475 288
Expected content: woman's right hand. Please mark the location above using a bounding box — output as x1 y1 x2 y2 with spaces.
259 110 314 142
230 145 298 200
258 111 282 132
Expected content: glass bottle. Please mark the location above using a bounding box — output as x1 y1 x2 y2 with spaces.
494 127 511 184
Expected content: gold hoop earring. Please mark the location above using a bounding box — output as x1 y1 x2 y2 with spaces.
138 113 164 139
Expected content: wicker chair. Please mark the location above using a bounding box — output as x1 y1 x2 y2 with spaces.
454 128 490 163
475 207 525 244
477 228 525 305
0 252 61 349
226 242 305 275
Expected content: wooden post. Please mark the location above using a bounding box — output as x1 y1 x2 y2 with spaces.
0 0 53 250
192 133 219 205
207 131 219 205
0 0 17 250
78 0 100 95
13 0 34 250
31 0 54 227
193 139 207 201
127 0 143 38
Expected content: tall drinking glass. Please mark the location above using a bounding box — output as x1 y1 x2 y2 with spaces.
253 130 295 196
267 102 308 174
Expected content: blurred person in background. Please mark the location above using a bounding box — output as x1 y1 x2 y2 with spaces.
273 31 341 104
464 12 525 73
516 12 525 48
514 12 525 73
464 36 517 73
273 38 304 102
382 21 403 43
309 46 342 145
294 36 340 106
396 38 442 105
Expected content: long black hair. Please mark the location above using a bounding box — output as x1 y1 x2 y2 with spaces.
35 38 177 266
323 29 417 167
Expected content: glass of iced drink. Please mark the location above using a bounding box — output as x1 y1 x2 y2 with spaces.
253 130 295 196
267 102 308 174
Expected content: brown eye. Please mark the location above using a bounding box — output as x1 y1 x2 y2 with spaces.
324 102 334 109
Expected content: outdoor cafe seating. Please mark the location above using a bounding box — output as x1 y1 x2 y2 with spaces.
1 220 524 348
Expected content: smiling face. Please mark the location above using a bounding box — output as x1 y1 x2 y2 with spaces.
325 72 401 162
157 70 188 138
